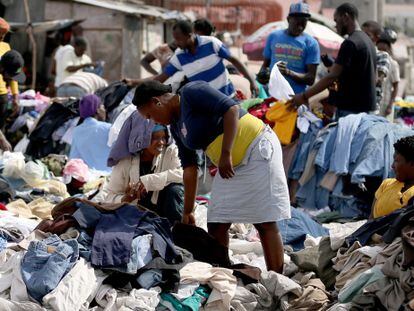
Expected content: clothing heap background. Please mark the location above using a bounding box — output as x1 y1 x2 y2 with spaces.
1 83 414 310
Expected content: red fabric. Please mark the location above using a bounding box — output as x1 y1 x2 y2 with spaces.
209 166 217 177
0 203 7 211
247 97 276 127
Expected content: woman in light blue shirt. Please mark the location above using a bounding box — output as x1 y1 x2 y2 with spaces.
69 94 111 173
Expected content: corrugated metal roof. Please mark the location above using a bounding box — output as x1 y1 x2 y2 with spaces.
72 0 189 20
10 19 82 33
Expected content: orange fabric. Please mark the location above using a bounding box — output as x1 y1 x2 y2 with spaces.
265 102 297 145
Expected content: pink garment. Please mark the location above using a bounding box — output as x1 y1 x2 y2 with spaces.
35 92 50 112
63 159 89 183
35 92 50 103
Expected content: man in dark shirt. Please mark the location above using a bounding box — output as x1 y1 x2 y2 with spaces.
290 3 377 118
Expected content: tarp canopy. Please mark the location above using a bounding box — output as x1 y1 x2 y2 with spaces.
9 19 82 34
72 0 191 21
243 20 344 61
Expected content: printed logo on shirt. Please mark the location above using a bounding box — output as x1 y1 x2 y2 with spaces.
274 43 304 62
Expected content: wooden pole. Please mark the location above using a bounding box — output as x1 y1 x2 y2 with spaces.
23 0 37 90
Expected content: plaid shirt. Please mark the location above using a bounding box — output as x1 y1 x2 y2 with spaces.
376 49 391 109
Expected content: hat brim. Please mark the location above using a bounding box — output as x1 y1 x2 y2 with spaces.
288 13 311 18
11 71 26 84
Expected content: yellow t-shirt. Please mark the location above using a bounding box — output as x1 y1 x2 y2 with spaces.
0 42 18 95
206 113 264 167
373 178 414 218
265 102 298 145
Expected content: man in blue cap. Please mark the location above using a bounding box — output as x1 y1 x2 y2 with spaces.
260 2 320 95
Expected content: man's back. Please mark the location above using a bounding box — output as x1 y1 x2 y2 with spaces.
335 30 377 113
164 35 234 97
61 72 107 94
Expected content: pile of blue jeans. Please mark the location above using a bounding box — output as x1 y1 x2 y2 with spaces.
289 114 414 218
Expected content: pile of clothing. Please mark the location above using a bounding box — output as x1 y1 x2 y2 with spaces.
23 82 131 159
0 152 109 222
394 98 414 127
289 113 414 218
241 98 322 146
4 184 414 310
0 197 331 311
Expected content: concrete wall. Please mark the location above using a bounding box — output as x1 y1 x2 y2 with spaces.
45 1 145 81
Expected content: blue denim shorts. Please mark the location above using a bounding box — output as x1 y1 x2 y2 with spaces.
21 235 79 302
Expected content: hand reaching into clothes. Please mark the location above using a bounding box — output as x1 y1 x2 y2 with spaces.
122 182 148 203
122 183 139 203
250 82 259 98
385 105 393 116
122 78 141 87
182 212 196 225
287 93 307 111
218 153 235 179
0 138 11 152
0 131 11 152
137 182 147 198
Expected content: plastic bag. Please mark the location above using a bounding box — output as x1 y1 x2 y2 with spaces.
3 151 25 178
268 64 294 100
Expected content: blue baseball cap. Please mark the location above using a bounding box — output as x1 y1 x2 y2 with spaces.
289 2 311 18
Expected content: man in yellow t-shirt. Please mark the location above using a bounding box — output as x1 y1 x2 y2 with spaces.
0 18 19 128
0 50 25 151
372 136 414 218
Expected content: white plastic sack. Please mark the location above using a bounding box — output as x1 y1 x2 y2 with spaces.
268 64 294 100
2 151 25 179
13 135 30 154
20 161 46 185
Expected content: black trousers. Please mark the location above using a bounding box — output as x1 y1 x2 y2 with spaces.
0 94 9 129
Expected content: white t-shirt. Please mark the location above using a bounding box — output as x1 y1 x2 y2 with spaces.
54 45 73 87
55 48 91 87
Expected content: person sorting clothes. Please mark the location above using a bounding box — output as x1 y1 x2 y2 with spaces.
132 80 291 273
69 94 111 173
102 113 184 224
371 136 414 218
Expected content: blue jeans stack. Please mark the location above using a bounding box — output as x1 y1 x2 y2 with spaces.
21 235 79 302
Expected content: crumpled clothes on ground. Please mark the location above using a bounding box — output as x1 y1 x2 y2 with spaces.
333 242 383 290
290 237 338 289
323 220 367 251
6 198 54 220
95 284 161 311
260 270 302 310
230 283 271 311
63 159 90 183
229 239 264 256
179 262 237 311
287 278 331 310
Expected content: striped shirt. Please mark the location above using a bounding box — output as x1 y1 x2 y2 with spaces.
164 35 235 97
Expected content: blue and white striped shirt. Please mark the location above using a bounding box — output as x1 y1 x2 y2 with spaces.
164 35 235 97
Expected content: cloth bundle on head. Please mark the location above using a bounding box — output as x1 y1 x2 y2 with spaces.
79 94 101 119
63 159 89 183
0 18 10 34
152 124 167 133
107 110 154 167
